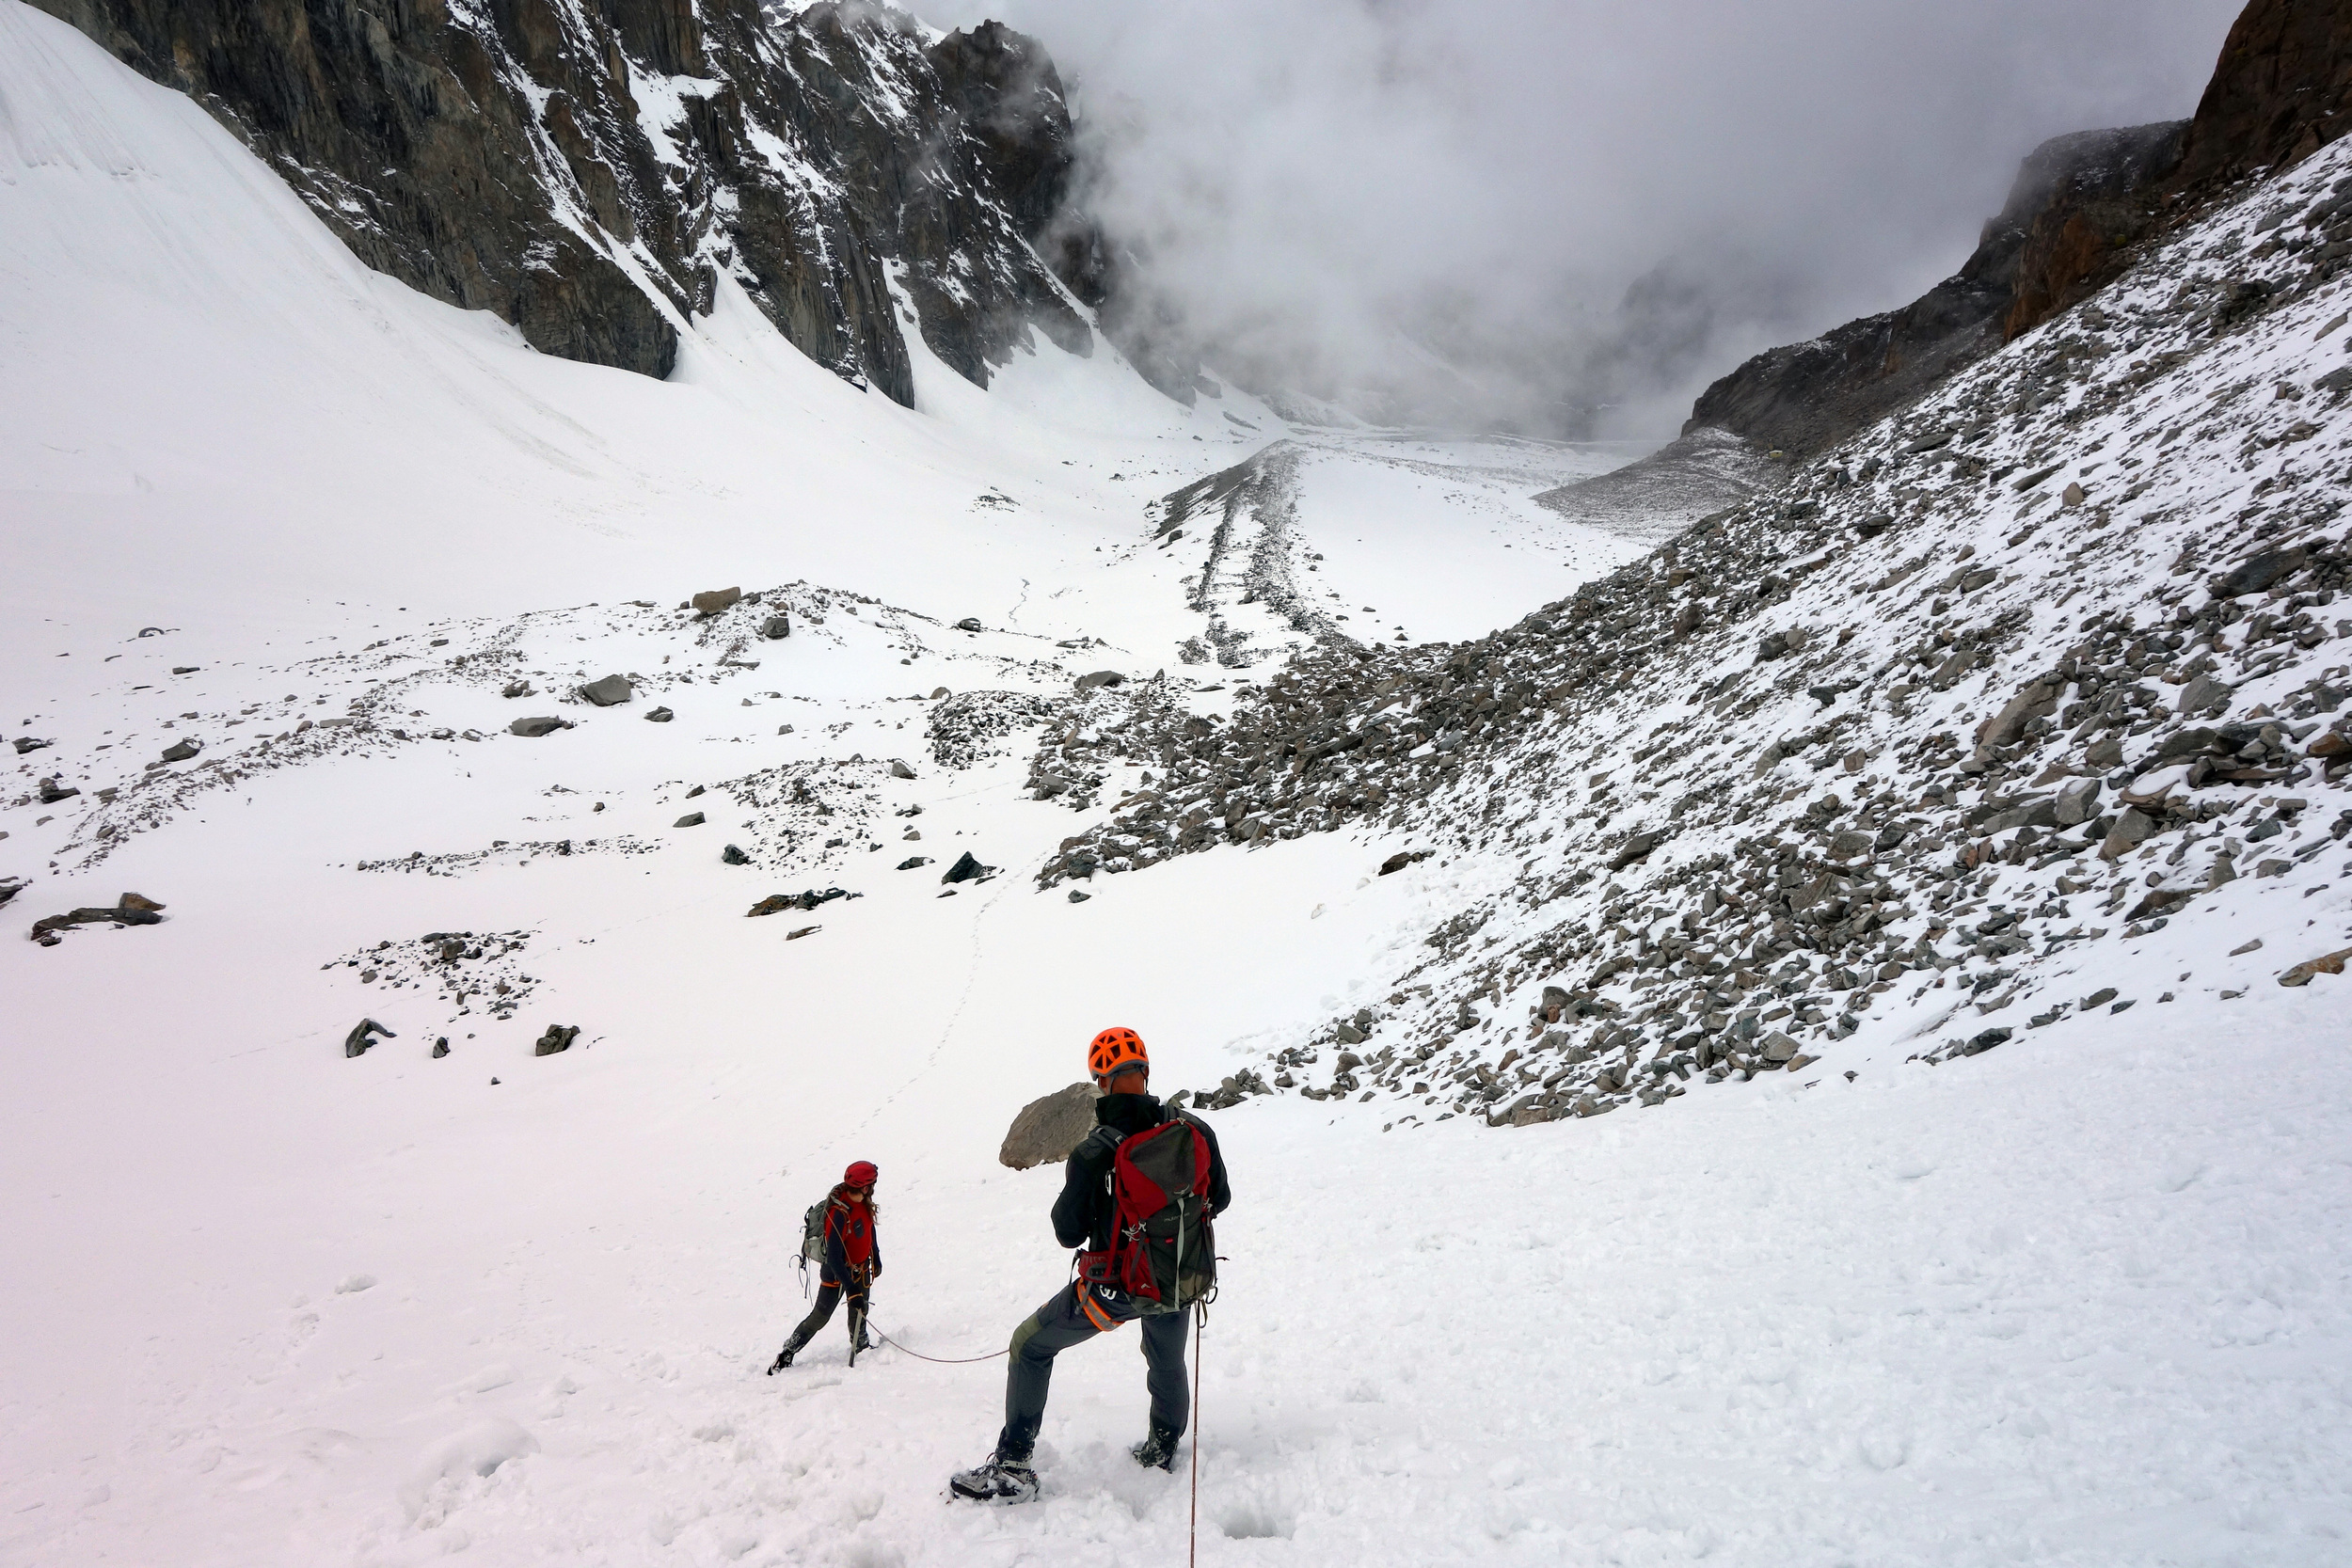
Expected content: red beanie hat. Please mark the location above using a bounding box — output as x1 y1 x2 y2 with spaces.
844 1160 878 1187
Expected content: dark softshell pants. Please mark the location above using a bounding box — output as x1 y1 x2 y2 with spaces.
996 1282 1188 1458
784 1280 867 1356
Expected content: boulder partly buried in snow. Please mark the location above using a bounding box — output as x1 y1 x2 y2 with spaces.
999 1082 1102 1169
509 716 573 737
580 673 633 706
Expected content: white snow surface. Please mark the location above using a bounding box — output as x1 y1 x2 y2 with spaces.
3 7 2350 1566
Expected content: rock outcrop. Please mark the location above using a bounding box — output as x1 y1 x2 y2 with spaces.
1685 121 2187 456
1687 0 2352 459
999 1082 1100 1169
30 0 1099 402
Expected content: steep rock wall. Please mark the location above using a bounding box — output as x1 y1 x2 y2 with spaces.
27 0 1093 399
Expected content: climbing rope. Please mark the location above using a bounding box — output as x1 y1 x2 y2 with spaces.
871 1329 1009 1365
1189 1298 1206 1568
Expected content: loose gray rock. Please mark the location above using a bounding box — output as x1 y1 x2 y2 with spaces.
897 855 934 870
2176 673 2233 716
759 613 792 640
890 758 916 780
644 706 675 722
1067 889 1091 903
1074 671 1127 691
534 1023 580 1056
432 1037 450 1058
2054 776 2103 827
691 587 741 617
36 779 79 803
955 617 983 631
999 1081 1103 1169
509 716 573 737
2101 808 2160 861
580 673 633 706
675 812 706 827
345 1018 396 1059
501 680 534 699
159 737 202 763
941 850 990 883
722 844 751 864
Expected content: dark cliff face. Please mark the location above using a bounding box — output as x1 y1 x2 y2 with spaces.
1683 0 2352 459
1683 120 2185 457
2173 0 2352 189
28 0 1097 401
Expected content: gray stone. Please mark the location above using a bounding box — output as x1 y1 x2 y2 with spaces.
1760 1031 1800 1063
956 617 984 631
1963 1026 2011 1054
533 1023 580 1056
1067 889 1091 903
1074 670 1127 691
644 706 675 722
999 1081 1103 1169
675 812 706 828
897 855 934 870
890 758 917 779
2177 673 2233 716
509 716 573 737
2209 546 2307 599
691 587 741 617
344 1018 395 1059
432 1037 450 1058
941 850 989 883
159 737 202 763
580 673 633 706
722 844 751 865
759 613 792 640
501 680 533 698
2101 809 2159 861
2054 776 2103 827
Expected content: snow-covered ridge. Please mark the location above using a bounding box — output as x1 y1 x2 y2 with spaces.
1032 135 2352 1123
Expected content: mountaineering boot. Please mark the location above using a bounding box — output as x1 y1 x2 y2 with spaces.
767 1329 810 1374
1130 1425 1178 1472
948 1449 1040 1504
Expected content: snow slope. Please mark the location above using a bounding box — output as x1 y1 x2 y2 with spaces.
5 6 2351 1567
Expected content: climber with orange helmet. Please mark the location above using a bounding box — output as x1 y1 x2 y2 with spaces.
769 1160 882 1371
951 1028 1232 1504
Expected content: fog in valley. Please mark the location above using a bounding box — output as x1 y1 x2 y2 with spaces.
937 0 2246 436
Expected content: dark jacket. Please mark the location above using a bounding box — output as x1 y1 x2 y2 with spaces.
1052 1093 1230 1252
822 1187 880 1287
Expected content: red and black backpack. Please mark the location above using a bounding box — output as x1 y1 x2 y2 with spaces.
1076 1114 1216 1316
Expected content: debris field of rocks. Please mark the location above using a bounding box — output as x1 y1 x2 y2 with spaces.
1023 135 2352 1125
10 136 2352 1135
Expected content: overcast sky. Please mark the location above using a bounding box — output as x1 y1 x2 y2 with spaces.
928 0 2248 436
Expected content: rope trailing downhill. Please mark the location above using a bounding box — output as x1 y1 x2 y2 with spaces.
874 1330 1009 1366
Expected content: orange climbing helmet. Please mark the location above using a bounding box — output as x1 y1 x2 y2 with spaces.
1089 1027 1149 1083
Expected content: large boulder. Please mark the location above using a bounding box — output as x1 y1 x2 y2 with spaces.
1000 1082 1102 1169
691 587 742 617
580 673 633 705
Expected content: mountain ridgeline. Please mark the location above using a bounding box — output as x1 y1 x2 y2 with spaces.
25 0 1169 402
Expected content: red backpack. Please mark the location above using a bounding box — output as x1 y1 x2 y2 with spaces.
1076 1116 1216 1316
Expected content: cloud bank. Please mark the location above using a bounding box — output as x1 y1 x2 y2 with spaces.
930 0 2244 436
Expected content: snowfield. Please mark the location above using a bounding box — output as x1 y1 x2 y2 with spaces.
4 5 2351 1566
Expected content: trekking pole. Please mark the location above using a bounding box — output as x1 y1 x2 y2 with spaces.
1188 1299 1204 1568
